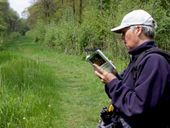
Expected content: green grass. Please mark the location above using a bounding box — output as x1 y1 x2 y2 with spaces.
0 51 59 128
0 37 127 128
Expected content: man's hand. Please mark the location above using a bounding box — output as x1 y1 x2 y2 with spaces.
93 64 116 84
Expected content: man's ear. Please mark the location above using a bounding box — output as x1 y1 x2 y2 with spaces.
136 26 143 36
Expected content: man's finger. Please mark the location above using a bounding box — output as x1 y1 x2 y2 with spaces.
95 70 104 79
93 64 104 74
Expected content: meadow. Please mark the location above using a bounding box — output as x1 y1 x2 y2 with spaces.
0 0 169 127
0 37 127 128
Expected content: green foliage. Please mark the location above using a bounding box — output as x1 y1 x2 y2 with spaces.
29 6 115 55
43 21 71 52
77 8 112 51
0 1 27 44
26 20 46 43
25 0 170 58
8 32 21 40
151 1 170 51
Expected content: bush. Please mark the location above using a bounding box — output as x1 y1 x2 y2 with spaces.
26 20 46 43
26 0 170 57
8 32 21 40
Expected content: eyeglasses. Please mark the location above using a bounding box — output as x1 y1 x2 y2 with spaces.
121 27 130 39
121 26 138 39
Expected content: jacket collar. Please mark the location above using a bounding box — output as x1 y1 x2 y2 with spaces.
128 40 157 61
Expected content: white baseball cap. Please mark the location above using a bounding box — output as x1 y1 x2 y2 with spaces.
111 9 157 33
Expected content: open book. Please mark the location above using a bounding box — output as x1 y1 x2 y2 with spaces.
86 49 121 79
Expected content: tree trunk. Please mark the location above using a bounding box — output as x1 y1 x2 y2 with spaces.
72 0 75 15
100 0 103 15
79 0 82 24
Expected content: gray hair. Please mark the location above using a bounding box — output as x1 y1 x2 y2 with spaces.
130 25 155 39
141 25 155 39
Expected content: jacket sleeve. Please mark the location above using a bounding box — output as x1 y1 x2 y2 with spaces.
105 69 127 99
105 54 170 116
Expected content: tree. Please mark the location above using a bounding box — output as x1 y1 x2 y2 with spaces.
28 0 57 24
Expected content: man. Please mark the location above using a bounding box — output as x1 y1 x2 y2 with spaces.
93 9 170 128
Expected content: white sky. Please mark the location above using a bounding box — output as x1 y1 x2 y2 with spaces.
8 0 33 18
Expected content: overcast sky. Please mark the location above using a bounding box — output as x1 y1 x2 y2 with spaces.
8 0 33 18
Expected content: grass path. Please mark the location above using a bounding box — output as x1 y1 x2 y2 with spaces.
5 37 109 128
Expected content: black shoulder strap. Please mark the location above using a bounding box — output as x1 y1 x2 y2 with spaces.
133 47 170 80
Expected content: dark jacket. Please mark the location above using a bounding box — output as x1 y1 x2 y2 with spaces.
105 41 170 128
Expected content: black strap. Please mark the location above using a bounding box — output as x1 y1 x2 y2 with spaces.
133 47 170 80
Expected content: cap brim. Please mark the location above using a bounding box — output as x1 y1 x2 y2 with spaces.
111 24 130 33
111 26 125 33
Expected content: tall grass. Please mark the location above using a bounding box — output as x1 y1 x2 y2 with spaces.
0 51 59 128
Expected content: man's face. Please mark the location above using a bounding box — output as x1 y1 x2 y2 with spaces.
121 26 140 50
